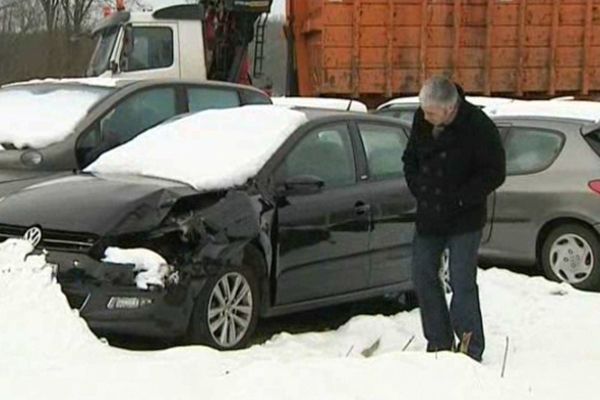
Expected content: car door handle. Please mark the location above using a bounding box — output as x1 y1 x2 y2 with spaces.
355 202 371 215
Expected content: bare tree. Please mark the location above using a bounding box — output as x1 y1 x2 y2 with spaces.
38 0 60 32
60 0 95 34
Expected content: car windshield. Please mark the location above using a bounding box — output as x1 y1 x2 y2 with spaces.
87 26 120 77
0 83 114 150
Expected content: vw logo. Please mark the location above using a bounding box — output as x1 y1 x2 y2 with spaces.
23 227 42 248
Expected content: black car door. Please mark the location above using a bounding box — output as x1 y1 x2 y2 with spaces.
272 122 371 305
354 122 416 286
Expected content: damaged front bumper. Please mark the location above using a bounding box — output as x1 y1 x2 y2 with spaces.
52 251 205 339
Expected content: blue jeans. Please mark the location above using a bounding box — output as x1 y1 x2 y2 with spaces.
411 230 485 361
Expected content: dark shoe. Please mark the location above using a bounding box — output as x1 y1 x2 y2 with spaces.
456 332 482 362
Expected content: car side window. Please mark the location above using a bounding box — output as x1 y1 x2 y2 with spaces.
277 124 356 189
497 125 511 142
77 87 177 167
122 27 174 72
241 89 272 105
358 123 408 181
376 107 417 125
504 127 564 175
187 87 241 113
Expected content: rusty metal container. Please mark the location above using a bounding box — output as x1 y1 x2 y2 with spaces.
286 0 600 106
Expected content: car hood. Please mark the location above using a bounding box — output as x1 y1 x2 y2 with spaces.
0 170 72 198
0 173 198 236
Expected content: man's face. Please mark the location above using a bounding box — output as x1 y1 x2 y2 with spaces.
422 104 454 126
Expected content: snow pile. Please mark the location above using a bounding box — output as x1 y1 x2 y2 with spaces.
1 244 599 400
0 239 104 360
103 247 174 290
0 84 112 149
272 97 369 112
87 106 309 191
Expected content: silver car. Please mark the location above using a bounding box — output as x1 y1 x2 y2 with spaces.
479 100 600 291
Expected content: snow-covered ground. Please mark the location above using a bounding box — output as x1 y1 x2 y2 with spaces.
1 240 598 400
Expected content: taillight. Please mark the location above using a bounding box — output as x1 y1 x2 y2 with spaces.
588 180 600 195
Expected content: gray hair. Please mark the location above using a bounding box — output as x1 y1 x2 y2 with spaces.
419 76 459 109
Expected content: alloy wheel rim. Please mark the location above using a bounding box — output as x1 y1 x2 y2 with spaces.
549 233 594 284
207 272 253 348
440 248 452 294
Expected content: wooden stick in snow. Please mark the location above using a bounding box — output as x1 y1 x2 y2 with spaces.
402 335 415 351
501 336 510 378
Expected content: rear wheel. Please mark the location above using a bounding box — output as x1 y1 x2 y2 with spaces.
541 224 600 291
188 265 260 350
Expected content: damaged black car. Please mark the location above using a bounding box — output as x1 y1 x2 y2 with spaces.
0 105 416 349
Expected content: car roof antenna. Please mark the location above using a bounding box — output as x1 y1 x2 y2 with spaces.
346 99 353 111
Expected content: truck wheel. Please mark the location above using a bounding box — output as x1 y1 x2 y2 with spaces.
188 265 260 350
541 224 600 291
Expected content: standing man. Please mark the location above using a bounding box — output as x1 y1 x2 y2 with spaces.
402 76 506 362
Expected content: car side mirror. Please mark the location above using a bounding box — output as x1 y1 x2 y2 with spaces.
277 175 325 196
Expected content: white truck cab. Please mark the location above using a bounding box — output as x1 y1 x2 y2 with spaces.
87 2 272 84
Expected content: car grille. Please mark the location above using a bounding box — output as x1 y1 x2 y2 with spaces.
0 224 98 253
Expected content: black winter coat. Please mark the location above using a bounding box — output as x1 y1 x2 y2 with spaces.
402 99 506 236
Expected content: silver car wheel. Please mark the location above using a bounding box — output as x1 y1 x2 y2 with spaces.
207 272 253 348
440 248 452 294
549 233 594 284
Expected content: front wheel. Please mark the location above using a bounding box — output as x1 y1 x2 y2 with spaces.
541 224 600 291
188 265 260 350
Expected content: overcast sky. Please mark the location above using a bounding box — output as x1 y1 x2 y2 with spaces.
143 0 285 14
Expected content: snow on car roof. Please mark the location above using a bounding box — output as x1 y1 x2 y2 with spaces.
0 83 114 150
377 96 514 110
2 77 123 89
487 100 600 122
86 105 309 191
272 97 368 112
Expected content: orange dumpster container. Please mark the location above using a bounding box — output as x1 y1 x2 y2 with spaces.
286 0 600 106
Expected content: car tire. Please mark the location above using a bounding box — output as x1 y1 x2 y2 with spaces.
541 223 600 291
187 265 260 350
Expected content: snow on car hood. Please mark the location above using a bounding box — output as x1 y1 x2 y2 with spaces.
86 106 309 191
0 83 113 149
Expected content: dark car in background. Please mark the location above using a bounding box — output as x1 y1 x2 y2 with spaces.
0 78 271 194
0 105 415 350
